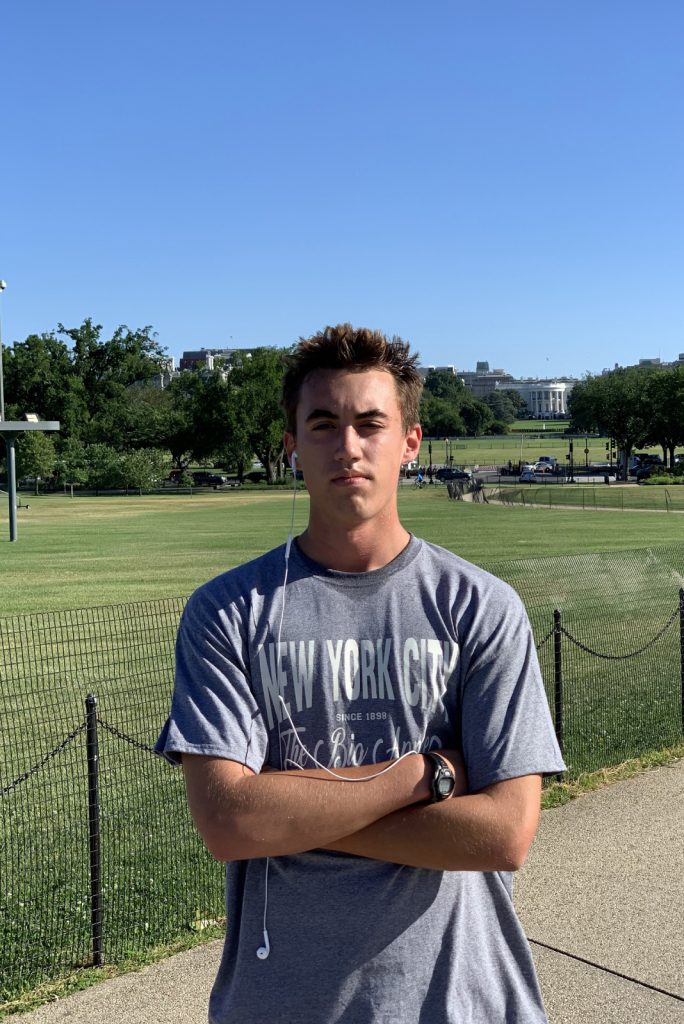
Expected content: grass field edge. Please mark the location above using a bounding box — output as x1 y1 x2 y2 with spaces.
541 743 684 809
0 924 226 1019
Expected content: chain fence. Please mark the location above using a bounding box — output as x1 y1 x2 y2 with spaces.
2 549 684 1001
0 599 224 1004
486 546 684 776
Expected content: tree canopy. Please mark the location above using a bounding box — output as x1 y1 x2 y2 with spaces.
568 366 684 476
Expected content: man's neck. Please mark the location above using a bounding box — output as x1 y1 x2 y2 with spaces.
296 521 412 573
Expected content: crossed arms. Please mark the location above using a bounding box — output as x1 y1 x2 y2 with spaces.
181 751 541 873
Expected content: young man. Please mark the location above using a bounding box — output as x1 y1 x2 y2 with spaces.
156 324 565 1024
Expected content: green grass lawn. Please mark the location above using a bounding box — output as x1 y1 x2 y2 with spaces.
4 488 684 614
418 427 672 470
491 481 684 512
419 434 613 470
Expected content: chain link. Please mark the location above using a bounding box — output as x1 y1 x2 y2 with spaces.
536 627 555 651
96 716 158 755
559 604 679 660
0 722 87 796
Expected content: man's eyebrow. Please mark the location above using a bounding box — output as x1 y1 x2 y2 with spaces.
304 407 390 422
305 408 337 422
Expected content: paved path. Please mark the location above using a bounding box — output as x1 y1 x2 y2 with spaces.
10 761 684 1023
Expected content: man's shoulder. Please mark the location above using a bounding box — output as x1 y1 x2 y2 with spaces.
414 538 521 603
185 544 287 616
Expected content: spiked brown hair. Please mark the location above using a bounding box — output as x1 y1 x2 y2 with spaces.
282 323 423 433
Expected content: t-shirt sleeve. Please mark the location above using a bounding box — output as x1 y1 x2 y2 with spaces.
458 581 566 792
154 584 269 774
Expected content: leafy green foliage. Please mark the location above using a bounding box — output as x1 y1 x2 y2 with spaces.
568 368 651 477
119 448 168 494
227 348 287 482
15 432 57 492
420 370 494 437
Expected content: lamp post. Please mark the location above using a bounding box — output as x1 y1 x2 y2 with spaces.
0 281 60 541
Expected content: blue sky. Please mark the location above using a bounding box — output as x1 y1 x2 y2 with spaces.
2 1 683 379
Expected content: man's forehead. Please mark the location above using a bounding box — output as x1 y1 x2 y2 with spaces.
298 368 400 411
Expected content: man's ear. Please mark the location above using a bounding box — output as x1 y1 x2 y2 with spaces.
284 431 296 463
403 424 422 463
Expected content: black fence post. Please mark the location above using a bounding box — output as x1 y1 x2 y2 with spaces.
553 610 564 779
680 590 684 736
85 693 104 967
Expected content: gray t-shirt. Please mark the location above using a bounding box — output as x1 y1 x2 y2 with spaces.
156 536 565 1024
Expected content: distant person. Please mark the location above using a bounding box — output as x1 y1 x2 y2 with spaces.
156 323 565 1023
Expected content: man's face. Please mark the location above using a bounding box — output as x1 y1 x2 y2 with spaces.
285 368 421 530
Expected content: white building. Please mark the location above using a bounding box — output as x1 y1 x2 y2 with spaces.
510 379 574 418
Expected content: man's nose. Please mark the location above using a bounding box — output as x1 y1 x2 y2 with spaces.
335 426 362 462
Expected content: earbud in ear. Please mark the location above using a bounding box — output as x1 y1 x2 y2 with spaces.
256 929 270 960
290 450 298 471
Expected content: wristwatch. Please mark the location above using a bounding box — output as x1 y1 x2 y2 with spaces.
425 751 456 802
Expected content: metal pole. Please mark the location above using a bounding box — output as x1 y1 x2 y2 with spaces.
553 609 564 778
680 590 684 736
85 694 104 967
7 436 17 542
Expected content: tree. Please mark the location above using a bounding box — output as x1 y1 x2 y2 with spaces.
423 369 467 404
3 332 87 436
421 369 494 436
229 349 287 483
58 319 168 436
482 391 525 425
54 438 89 493
569 369 651 479
419 394 465 437
119 448 168 495
84 444 122 494
643 368 684 468
460 393 494 436
15 432 57 494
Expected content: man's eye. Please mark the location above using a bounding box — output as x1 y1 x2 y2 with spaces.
311 422 334 430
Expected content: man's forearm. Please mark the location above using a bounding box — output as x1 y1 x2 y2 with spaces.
183 753 432 862
324 776 542 872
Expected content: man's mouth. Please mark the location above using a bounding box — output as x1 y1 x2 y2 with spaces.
332 473 367 485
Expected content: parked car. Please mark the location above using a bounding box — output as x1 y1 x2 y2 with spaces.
636 464 663 482
192 471 227 487
519 470 536 482
435 467 471 482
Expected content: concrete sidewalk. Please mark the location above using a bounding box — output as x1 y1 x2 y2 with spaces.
10 761 684 1024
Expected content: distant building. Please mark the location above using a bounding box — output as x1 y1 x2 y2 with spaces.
179 347 253 371
418 360 576 418
511 379 574 418
603 354 684 373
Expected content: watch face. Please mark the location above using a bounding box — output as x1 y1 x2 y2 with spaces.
437 774 454 798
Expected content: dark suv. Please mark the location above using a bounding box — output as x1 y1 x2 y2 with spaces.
635 464 663 483
192 471 227 487
435 468 471 482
